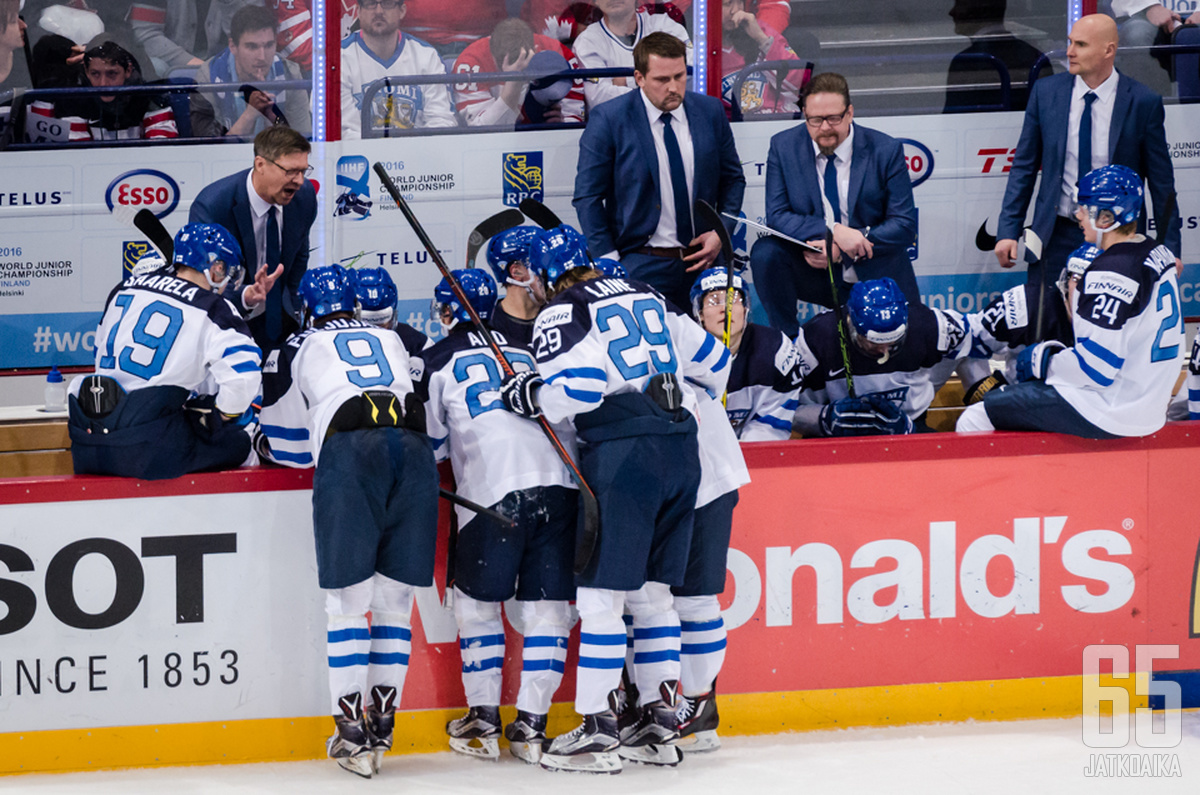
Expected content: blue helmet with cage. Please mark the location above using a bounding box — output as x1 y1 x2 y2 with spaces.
689 266 747 318
1057 243 1102 300
1076 164 1144 230
171 222 244 294
353 267 398 328
300 264 357 324
846 278 908 357
593 257 627 279
433 269 498 328
529 225 591 290
486 225 541 284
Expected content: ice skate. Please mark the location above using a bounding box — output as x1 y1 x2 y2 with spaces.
618 680 683 767
327 693 374 778
365 685 397 774
446 705 502 760
675 689 720 753
504 710 548 764
538 709 622 774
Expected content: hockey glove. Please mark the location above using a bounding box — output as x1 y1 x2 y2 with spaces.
861 392 913 435
1016 340 1066 382
500 370 543 418
963 371 1008 405
819 396 881 437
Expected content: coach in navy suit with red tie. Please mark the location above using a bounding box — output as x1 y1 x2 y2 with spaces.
749 72 919 338
994 13 1179 290
191 126 318 351
573 32 745 311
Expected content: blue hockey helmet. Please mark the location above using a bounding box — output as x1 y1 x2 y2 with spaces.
433 269 498 328
1057 243 1102 300
486 225 541 284
592 257 627 279
1076 164 1143 230
300 264 357 324
689 266 747 318
529 224 591 291
172 222 244 295
353 267 398 328
846 278 908 356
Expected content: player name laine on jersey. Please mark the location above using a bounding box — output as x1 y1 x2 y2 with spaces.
794 303 970 419
422 327 576 525
532 277 730 424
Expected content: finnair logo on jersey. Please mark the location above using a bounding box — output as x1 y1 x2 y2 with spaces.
1003 286 1029 330
1086 272 1138 304
536 305 573 330
502 152 544 207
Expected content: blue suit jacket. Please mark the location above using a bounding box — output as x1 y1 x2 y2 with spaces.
190 168 318 344
997 71 1180 257
573 90 745 255
763 122 918 290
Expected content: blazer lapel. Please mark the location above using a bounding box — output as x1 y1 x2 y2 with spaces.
233 179 258 267
682 96 706 200
847 124 867 220
1050 75 1073 161
632 94 660 194
1108 74 1133 159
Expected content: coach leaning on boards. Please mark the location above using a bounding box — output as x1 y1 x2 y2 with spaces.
191 126 318 351
572 31 745 312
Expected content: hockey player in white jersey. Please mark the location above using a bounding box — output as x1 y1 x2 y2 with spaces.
68 223 260 480
485 225 546 349
957 165 1185 438
497 229 730 773
340 0 457 138
255 264 439 778
421 268 578 765
571 0 691 107
791 277 971 436
690 267 801 440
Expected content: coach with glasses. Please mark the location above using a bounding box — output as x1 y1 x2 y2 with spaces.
748 72 919 338
191 126 317 350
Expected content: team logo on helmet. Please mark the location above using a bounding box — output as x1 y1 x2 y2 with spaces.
847 278 909 355
689 266 747 317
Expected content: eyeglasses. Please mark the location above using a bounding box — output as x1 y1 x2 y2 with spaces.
804 110 848 128
703 292 745 307
264 157 313 180
358 0 401 8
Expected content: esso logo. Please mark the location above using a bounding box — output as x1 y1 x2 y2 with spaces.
105 169 181 218
900 139 934 188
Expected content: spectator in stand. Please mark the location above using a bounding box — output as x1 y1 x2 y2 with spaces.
191 5 311 138
127 0 262 74
943 0 1050 113
395 0 506 58
523 1 602 48
270 0 314 73
340 0 456 139
0 0 27 147
671 0 789 36
1107 1 1199 95
572 0 690 108
28 36 178 141
719 0 809 118
451 18 585 128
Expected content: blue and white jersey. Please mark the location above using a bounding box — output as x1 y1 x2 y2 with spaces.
531 277 730 424
339 31 457 139
71 272 260 416
964 282 1074 382
395 320 433 385
258 318 417 467
422 326 576 525
794 303 970 420
694 389 750 508
1185 334 1200 421
1047 237 1184 436
725 322 803 441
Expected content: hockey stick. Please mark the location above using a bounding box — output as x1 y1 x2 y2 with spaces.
372 162 602 573
466 208 526 267
518 197 562 230
438 487 515 527
720 212 822 254
820 194 855 397
695 201 736 406
112 204 175 261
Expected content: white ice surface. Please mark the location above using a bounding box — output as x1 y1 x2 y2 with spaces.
5 715 1199 794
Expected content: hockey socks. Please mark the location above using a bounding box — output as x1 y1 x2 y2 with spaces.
675 594 726 698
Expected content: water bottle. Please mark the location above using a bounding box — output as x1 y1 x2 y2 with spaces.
44 366 66 412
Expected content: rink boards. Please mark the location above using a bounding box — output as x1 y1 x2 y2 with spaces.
1 426 1198 774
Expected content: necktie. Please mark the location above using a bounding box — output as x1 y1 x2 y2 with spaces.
265 205 282 342
660 113 693 246
1078 91 1097 184
823 155 841 226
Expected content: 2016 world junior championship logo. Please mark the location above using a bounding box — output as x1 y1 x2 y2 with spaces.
503 152 543 207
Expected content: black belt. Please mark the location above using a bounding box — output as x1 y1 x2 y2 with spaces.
633 245 701 259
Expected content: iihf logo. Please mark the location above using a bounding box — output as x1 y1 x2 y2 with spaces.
335 155 372 221
503 152 543 207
